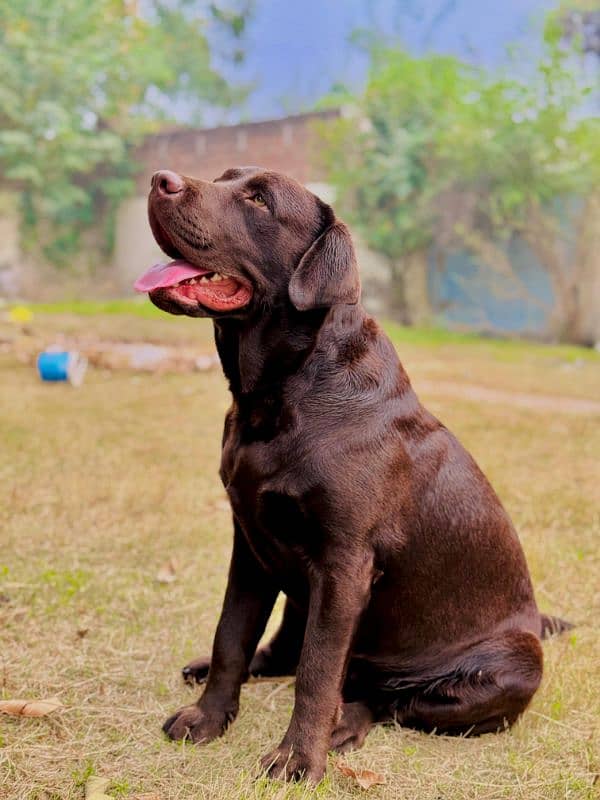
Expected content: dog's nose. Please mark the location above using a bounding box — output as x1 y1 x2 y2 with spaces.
152 170 184 195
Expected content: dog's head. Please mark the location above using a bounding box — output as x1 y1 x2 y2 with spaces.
135 166 360 318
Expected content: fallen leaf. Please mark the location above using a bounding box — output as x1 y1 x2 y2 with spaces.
336 762 386 790
156 557 178 584
0 696 63 717
85 776 113 799
77 627 90 639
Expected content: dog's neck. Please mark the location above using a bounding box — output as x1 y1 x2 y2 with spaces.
213 303 331 398
213 302 399 442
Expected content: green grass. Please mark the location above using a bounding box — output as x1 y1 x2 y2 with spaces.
0 308 599 800
22 298 166 319
383 320 599 362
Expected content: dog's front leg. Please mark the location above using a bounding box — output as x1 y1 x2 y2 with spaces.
163 522 277 744
261 551 374 783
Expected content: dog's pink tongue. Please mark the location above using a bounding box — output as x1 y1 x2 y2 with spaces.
134 260 208 293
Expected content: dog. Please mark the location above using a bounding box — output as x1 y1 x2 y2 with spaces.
135 167 572 783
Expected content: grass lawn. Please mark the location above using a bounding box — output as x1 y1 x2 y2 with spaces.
1 305 599 800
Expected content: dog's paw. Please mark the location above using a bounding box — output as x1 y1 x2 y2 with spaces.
260 744 326 784
181 656 211 685
162 704 231 744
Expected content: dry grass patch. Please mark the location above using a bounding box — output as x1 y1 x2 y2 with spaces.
1 311 599 800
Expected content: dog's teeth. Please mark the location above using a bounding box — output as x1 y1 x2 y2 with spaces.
200 276 209 284
210 274 222 282
189 278 197 285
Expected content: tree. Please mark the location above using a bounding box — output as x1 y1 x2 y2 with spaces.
556 0 600 57
0 0 248 266
321 33 600 343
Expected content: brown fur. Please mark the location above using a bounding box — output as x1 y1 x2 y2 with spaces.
147 167 570 783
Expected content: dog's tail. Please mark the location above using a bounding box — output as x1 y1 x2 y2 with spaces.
540 613 574 639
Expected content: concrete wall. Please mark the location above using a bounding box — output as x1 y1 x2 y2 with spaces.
428 225 600 343
114 195 167 292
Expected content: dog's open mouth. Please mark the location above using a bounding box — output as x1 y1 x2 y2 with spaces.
134 260 252 312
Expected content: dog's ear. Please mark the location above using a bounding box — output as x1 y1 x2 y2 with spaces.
289 220 361 311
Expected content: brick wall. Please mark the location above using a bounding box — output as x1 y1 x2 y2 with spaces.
133 109 340 193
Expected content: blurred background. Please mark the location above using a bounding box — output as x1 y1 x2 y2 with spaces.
0 0 598 344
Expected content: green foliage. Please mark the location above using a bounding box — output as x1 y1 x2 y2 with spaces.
321 35 600 261
0 1 244 266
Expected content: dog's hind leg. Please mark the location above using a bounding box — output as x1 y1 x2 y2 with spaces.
390 630 543 736
182 596 305 684
330 701 375 753
248 596 306 677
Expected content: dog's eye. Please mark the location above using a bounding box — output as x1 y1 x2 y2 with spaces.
249 193 267 207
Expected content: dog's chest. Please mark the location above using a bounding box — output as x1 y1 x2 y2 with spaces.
221 430 315 591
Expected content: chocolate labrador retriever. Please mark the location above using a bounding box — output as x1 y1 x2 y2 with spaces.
135 167 571 783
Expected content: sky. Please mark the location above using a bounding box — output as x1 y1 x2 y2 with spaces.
207 0 557 123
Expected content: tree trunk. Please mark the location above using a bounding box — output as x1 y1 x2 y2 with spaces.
572 193 600 346
396 250 431 325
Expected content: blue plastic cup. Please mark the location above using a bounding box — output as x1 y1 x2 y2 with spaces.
37 350 88 387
